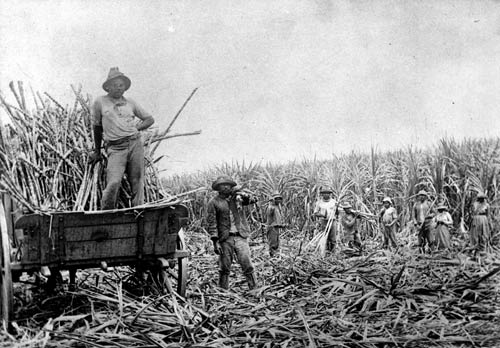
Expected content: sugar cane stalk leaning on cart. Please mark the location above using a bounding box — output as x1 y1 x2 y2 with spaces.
89 67 155 210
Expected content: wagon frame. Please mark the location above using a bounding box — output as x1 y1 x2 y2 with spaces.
0 197 191 327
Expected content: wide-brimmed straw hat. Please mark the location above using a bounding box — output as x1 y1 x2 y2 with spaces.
319 187 333 194
270 191 283 200
382 197 392 204
436 204 448 211
477 192 487 199
211 175 237 190
417 190 428 197
102 67 131 92
341 202 352 209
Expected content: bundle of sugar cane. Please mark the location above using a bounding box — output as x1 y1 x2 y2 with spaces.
304 213 335 256
0 82 201 212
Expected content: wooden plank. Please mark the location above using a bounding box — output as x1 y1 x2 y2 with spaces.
0 198 13 326
42 215 59 265
65 234 177 261
56 212 138 228
14 205 188 267
66 238 136 260
53 208 165 228
64 224 137 242
20 215 42 263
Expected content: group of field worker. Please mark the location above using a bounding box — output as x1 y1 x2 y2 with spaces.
411 190 492 253
206 175 493 291
88 68 492 294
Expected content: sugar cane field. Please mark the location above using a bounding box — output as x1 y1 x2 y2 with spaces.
0 85 500 348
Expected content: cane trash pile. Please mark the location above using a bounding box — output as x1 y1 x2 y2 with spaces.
3 231 500 348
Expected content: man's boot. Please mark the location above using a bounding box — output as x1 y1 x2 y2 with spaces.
219 274 229 290
245 272 257 290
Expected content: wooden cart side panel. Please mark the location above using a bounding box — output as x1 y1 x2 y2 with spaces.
15 215 43 264
66 238 136 261
14 205 188 267
60 236 178 266
64 224 137 242
64 209 177 262
55 212 139 227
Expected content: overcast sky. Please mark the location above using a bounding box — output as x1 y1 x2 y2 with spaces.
1 0 500 175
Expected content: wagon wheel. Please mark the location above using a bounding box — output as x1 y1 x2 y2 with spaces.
150 228 189 297
0 199 13 328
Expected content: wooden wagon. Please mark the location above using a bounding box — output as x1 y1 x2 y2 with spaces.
0 198 190 327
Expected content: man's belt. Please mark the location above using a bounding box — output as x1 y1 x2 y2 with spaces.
107 133 140 146
229 232 239 236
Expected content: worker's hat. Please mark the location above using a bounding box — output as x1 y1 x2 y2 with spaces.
341 202 352 209
417 190 428 197
436 204 448 211
382 197 392 204
477 192 487 199
270 191 283 200
319 187 333 194
102 67 131 92
211 175 237 190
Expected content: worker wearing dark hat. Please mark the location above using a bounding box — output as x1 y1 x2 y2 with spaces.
266 191 285 257
90 67 155 209
412 190 434 251
313 187 338 251
206 175 258 290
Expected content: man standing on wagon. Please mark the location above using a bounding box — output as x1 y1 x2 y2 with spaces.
207 175 258 290
89 67 155 209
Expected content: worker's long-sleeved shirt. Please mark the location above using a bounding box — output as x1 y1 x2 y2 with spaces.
207 194 256 241
266 203 283 230
341 212 357 233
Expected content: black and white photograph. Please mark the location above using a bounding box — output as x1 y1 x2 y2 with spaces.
0 1 499 346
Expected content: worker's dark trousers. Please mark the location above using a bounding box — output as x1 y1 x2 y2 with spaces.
218 235 256 290
267 227 280 257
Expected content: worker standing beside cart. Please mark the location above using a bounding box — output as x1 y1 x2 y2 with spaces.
207 175 258 290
